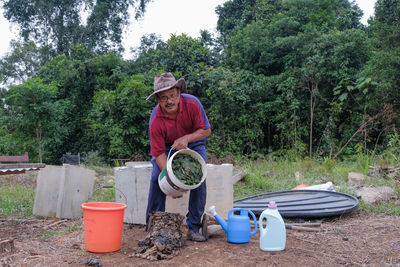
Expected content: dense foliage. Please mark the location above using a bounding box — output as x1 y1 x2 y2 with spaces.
0 0 399 164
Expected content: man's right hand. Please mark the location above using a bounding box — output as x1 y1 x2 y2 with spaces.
171 135 189 150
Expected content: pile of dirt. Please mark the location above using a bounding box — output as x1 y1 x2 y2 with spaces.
134 211 185 261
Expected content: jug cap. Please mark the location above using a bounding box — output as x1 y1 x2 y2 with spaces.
268 201 277 209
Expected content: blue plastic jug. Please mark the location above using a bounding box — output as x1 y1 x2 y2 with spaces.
210 206 257 244
259 201 286 251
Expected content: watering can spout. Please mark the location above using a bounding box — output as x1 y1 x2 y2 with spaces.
208 206 228 233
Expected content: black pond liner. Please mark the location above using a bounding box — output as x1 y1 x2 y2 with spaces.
233 190 359 218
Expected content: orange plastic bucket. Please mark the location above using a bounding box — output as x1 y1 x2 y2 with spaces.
81 202 127 253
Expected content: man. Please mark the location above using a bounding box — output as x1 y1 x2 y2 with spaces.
145 72 211 242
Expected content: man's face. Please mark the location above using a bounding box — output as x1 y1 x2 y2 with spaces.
156 88 180 116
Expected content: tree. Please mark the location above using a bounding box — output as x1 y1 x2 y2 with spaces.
131 34 216 97
204 68 273 156
374 0 400 49
5 78 60 163
83 74 152 160
0 0 150 85
0 41 53 85
296 29 371 158
360 0 400 138
1 0 150 55
216 0 257 38
34 53 133 157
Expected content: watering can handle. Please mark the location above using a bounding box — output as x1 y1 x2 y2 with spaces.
228 208 242 217
228 208 258 235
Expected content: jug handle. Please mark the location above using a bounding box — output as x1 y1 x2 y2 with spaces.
248 210 258 235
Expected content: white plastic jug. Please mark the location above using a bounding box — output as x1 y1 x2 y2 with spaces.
259 201 286 251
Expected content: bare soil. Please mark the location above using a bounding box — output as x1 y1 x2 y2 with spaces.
1 172 400 266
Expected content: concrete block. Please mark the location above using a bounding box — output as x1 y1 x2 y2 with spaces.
166 164 233 219
114 163 152 224
115 163 234 224
125 161 151 167
56 165 95 218
33 165 62 217
206 163 234 217
33 165 95 218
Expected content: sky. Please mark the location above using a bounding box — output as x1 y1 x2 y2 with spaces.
0 0 376 59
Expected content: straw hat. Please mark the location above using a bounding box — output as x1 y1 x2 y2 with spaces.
146 72 187 100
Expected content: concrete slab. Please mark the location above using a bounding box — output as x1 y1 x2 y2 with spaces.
114 163 152 224
33 165 63 217
56 165 95 218
33 165 95 218
115 163 234 224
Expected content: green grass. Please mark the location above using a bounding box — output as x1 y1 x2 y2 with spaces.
0 181 35 217
66 224 78 233
34 231 59 239
88 165 116 202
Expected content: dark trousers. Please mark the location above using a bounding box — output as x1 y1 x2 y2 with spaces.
145 144 207 232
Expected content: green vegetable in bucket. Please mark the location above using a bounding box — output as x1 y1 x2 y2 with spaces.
172 154 203 185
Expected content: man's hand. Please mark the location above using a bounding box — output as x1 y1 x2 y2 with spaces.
172 128 211 151
172 136 189 150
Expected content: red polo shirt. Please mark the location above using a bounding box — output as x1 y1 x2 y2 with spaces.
149 93 210 157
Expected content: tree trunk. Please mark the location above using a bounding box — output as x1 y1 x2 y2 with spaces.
309 82 318 159
293 111 297 152
309 93 313 159
36 127 42 163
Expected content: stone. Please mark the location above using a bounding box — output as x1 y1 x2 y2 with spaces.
356 186 396 204
348 172 365 184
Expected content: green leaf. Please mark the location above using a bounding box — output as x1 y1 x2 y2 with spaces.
338 92 348 102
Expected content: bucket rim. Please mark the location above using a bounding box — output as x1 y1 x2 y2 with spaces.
167 148 207 189
81 202 127 211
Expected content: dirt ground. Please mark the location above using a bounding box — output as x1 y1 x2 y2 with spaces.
1 172 400 266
